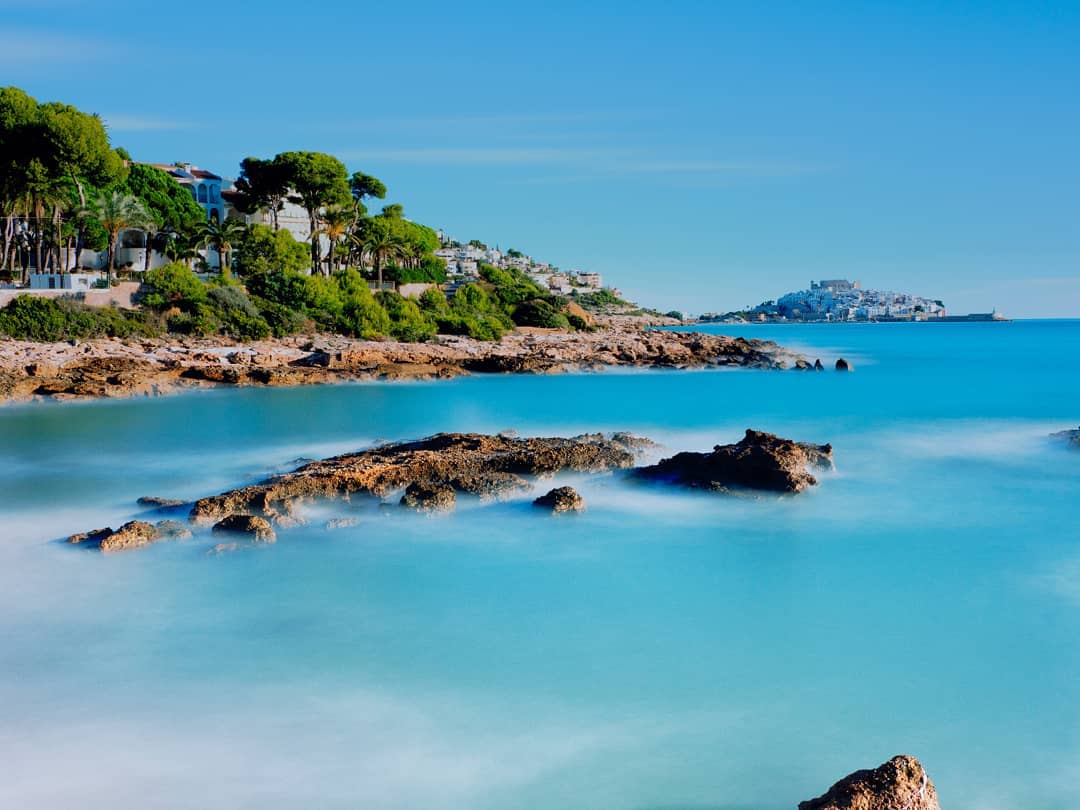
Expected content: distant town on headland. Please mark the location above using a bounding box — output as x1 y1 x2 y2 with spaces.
702 279 1008 324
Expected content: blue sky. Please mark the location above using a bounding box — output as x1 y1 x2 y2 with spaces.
4 0 1078 316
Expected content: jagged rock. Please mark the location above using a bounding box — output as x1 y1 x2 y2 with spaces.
533 486 585 513
835 358 853 372
212 514 276 543
99 520 160 552
154 520 193 539
67 527 112 545
137 495 186 508
400 482 457 511
190 433 640 523
814 358 825 371
799 754 939 810
1051 427 1080 448
632 429 833 493
794 359 812 370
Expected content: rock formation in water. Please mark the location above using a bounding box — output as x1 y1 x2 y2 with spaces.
533 486 586 513
835 358 853 372
633 429 833 493
64 430 835 551
799 754 939 810
212 514 276 543
1051 427 1080 448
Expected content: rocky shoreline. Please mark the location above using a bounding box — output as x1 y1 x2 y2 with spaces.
0 325 806 404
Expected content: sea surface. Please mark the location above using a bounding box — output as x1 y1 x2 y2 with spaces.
1 320 1078 810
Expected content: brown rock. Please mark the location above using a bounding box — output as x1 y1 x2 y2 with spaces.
533 486 585 513
212 514 276 543
190 433 641 523
137 496 186 508
99 520 160 552
154 520 193 539
799 754 939 810
633 429 833 493
67 527 112 545
400 482 457 511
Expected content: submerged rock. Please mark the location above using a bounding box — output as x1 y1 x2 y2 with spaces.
325 517 359 530
633 429 833 493
533 486 585 513
67 527 112 546
137 496 187 508
212 514 276 543
154 519 193 539
1051 426 1080 448
400 482 457 512
835 358 853 372
799 754 939 810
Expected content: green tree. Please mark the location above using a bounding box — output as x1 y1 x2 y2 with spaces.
362 222 406 291
349 171 386 213
315 203 356 273
201 217 248 281
233 224 310 276
116 164 204 234
274 151 350 271
83 191 153 285
233 157 291 231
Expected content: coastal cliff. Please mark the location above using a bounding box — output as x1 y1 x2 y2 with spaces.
0 327 802 404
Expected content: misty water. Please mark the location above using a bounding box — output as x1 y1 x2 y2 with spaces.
2 320 1079 809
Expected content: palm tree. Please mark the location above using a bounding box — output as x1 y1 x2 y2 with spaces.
201 217 247 281
314 203 356 274
362 231 405 291
83 192 153 286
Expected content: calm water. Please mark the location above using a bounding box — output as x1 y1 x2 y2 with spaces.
1 321 1078 809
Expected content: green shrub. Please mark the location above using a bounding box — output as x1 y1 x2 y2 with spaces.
233 224 310 276
0 296 153 341
245 268 311 311
378 292 435 342
253 297 310 337
512 298 570 329
142 263 207 310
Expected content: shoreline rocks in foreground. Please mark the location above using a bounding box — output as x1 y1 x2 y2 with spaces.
800 754 939 810
0 327 804 404
63 429 832 552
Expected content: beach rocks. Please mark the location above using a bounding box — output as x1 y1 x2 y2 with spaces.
533 486 585 513
633 429 833 493
835 358 853 372
799 754 939 810
814 358 825 371
67 527 112 546
400 482 457 511
154 519 193 540
1051 427 1080 448
212 514 276 543
190 432 641 523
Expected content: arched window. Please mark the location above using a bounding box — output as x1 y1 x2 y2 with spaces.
189 187 197 201
197 185 208 203
209 185 218 203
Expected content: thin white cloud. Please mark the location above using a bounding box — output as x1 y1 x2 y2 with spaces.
102 114 193 132
0 31 108 67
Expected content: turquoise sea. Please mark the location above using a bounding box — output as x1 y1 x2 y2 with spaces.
1 320 1078 809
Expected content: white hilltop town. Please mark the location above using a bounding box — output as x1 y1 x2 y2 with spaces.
11 161 620 302
703 279 1007 323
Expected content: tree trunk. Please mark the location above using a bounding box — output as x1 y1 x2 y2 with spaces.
144 233 153 272
107 235 116 287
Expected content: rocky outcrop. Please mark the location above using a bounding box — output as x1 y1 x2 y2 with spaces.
533 486 585 513
835 358 853 372
0 328 803 404
1051 427 1080 448
154 519 193 539
633 429 833 493
212 514 276 543
799 755 939 810
190 433 641 524
67 527 112 546
400 482 457 512
97 521 159 552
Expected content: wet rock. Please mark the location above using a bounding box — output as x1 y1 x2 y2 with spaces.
835 358 853 372
794 359 812 370
190 433 640 523
99 520 160 552
1051 426 1080 448
67 527 112 545
400 482 457 511
212 514 276 543
533 486 585 513
632 429 833 493
137 495 186 508
814 358 825 371
154 520 193 539
799 754 939 810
